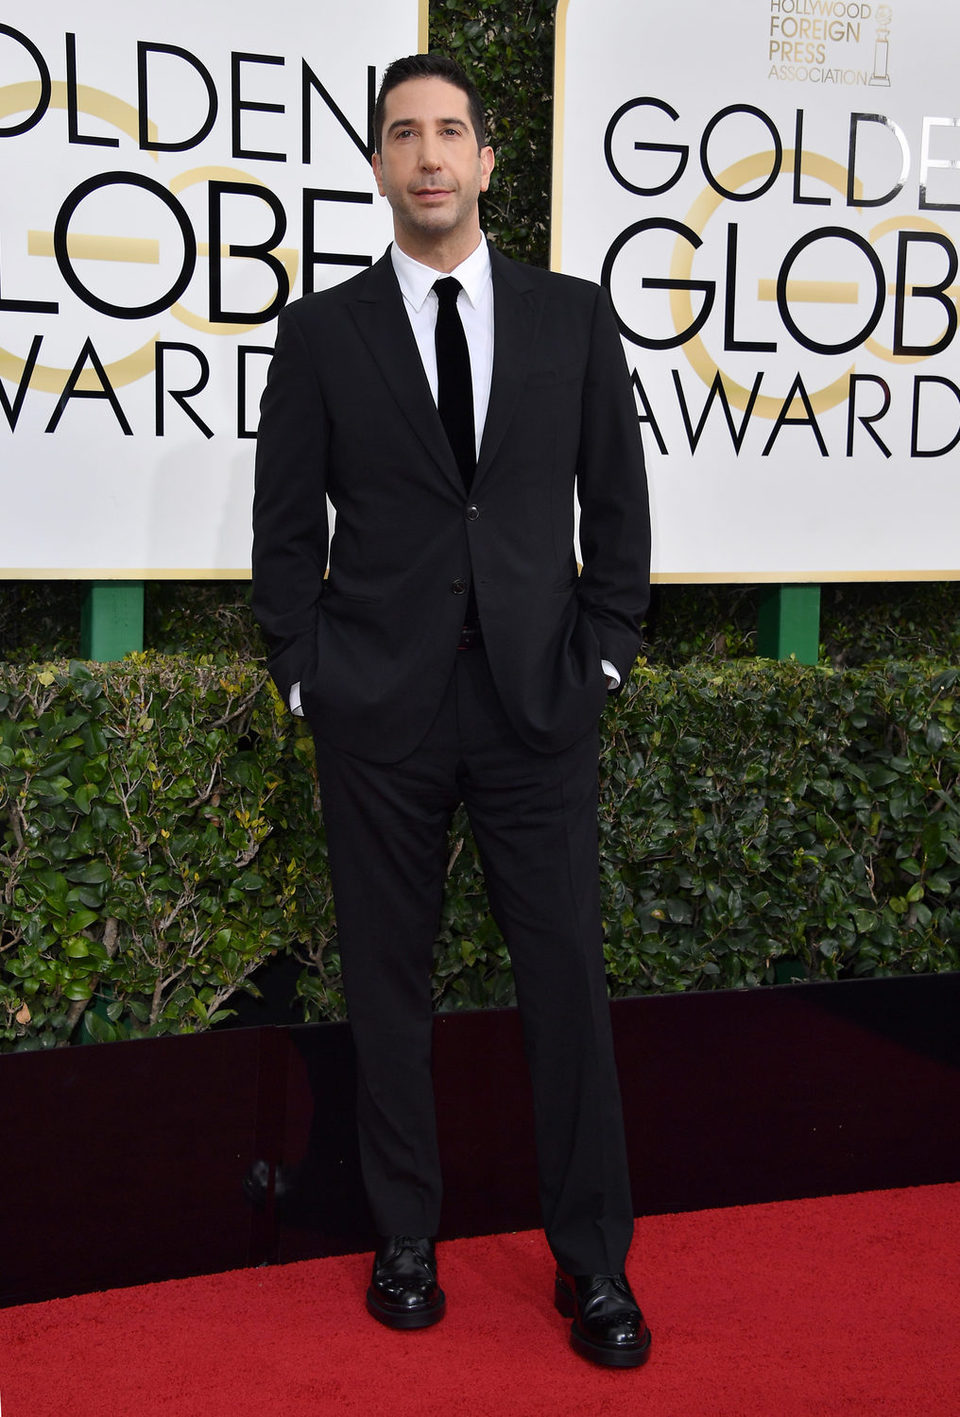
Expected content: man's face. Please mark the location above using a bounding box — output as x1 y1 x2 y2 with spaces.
372 76 495 260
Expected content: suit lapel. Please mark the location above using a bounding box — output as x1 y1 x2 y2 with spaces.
347 247 541 491
348 251 459 488
476 247 540 483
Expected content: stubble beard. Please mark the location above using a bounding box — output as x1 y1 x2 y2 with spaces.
398 186 470 242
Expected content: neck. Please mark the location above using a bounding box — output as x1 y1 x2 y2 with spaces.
392 225 483 273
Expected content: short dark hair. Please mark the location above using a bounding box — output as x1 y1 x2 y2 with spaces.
373 53 486 154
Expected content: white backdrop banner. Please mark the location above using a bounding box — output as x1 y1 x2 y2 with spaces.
0 1 424 576
554 0 960 580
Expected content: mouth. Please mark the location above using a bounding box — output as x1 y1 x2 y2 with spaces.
412 187 453 200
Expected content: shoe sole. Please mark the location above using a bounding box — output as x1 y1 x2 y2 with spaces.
365 1287 446 1330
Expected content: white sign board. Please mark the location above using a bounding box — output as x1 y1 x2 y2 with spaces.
0 1 424 576
555 0 960 580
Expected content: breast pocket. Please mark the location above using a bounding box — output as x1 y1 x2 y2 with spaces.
525 363 583 389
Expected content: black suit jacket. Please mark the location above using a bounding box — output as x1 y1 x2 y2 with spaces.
252 245 650 763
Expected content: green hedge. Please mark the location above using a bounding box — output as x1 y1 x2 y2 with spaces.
0 659 335 1050
430 0 558 268
3 656 958 1050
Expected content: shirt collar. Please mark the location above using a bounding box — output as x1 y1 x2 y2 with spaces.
390 236 491 312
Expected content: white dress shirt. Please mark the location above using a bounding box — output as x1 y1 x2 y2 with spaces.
390 236 494 460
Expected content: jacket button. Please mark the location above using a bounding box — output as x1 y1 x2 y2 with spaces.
451 578 467 594
466 504 480 521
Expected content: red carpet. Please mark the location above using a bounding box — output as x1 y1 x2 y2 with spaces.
1 1185 958 1416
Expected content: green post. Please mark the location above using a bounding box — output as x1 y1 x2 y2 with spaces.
761 587 820 987
756 585 821 664
80 581 145 661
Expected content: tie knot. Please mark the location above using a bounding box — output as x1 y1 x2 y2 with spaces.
434 276 462 310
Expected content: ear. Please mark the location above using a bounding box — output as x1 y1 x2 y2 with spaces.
479 146 495 193
372 151 386 196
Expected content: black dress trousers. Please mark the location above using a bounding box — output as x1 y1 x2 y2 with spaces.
311 645 634 1276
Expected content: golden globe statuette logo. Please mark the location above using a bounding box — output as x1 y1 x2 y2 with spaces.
599 101 960 458
0 80 298 407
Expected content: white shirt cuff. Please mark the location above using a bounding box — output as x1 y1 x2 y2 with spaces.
289 681 304 717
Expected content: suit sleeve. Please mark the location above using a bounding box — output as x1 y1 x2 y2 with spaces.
251 306 330 705
575 285 651 683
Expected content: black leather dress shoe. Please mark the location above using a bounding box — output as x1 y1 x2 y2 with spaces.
555 1269 652 1368
366 1236 445 1330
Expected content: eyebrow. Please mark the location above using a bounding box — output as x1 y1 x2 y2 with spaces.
386 117 470 136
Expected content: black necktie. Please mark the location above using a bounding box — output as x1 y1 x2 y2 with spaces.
433 277 475 491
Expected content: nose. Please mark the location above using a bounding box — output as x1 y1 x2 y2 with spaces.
418 137 442 171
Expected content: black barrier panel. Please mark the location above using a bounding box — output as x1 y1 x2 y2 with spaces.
2 973 958 1308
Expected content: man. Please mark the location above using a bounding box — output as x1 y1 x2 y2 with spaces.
252 53 652 1369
